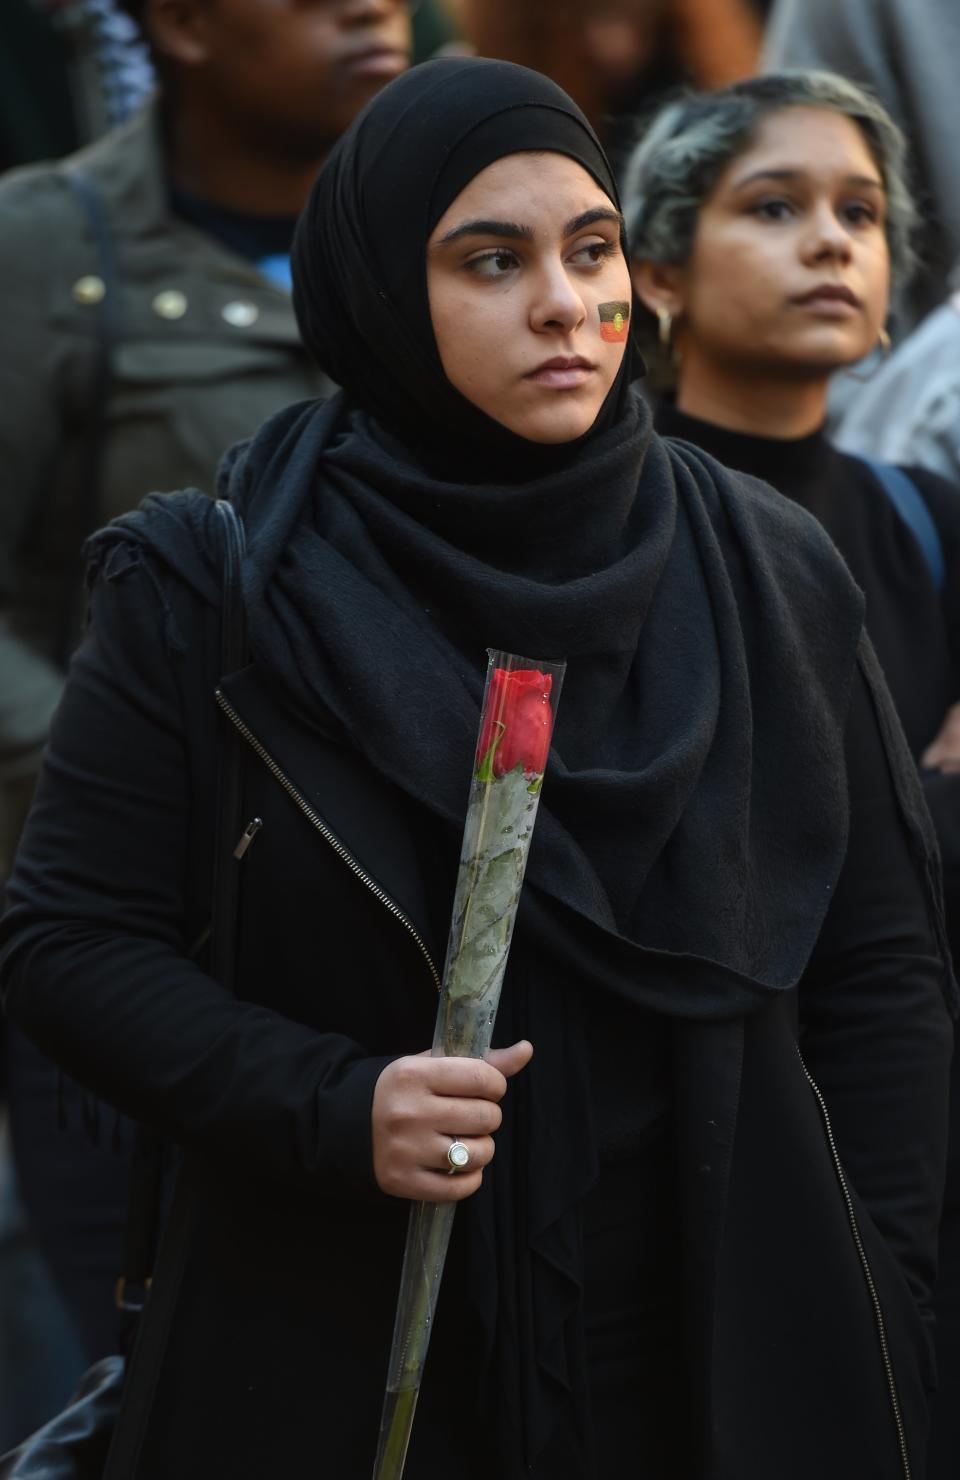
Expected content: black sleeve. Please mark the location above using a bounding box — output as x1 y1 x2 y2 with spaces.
921 771 960 949
906 467 960 934
0 548 391 1201
801 663 953 1319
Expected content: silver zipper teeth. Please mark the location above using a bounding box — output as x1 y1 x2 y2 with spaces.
215 688 442 994
798 1049 911 1480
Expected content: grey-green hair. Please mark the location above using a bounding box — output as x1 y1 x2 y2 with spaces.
623 70 918 288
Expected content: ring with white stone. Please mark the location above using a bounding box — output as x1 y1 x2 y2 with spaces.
446 1139 471 1175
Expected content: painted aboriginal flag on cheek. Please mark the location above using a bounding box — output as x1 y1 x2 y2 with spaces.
599 300 630 342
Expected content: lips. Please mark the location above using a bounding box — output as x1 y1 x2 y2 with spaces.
529 357 594 373
794 284 860 307
524 356 595 390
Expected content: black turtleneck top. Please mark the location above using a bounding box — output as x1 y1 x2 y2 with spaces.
656 403 960 959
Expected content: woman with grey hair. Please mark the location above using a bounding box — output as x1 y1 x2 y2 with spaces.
626 69 960 1478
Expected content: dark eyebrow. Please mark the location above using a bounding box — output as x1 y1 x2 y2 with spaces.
436 218 535 246
732 167 885 192
435 205 624 247
563 207 625 236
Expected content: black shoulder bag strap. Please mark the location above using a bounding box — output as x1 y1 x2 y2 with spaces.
858 455 947 594
116 498 249 1330
210 498 250 986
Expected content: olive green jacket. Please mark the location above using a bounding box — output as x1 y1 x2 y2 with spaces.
0 98 325 849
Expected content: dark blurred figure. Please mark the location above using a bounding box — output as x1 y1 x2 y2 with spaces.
411 0 460 59
0 0 80 171
0 0 159 173
0 0 412 1439
458 0 761 176
1 3 152 1444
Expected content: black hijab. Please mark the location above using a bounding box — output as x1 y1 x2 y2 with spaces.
90 55 948 1478
291 55 639 474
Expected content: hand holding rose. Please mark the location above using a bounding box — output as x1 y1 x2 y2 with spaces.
372 1041 533 1201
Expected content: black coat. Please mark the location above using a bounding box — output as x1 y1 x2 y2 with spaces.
0 524 952 1478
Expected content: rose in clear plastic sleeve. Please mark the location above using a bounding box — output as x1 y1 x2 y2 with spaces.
372 650 565 1480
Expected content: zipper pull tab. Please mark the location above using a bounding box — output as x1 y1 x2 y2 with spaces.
233 817 263 860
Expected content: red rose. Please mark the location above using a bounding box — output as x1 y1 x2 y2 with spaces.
476 668 554 778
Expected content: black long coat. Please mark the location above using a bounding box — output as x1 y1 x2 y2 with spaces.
0 531 952 1479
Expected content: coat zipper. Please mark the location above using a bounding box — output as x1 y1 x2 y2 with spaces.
215 688 442 994
798 1048 911 1480
233 816 263 859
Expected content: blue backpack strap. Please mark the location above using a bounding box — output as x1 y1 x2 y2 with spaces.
860 456 946 594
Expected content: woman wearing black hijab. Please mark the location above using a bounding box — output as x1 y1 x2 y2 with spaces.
0 58 953 1480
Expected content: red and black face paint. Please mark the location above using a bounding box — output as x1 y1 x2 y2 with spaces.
598 301 630 342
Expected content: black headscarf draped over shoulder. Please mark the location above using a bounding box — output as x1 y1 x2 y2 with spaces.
291 56 638 467
101 55 947 1030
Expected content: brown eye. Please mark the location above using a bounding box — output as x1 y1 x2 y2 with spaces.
569 239 618 267
842 202 880 227
750 198 794 221
466 249 521 279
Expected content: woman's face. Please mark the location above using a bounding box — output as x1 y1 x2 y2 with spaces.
635 106 892 382
427 152 632 443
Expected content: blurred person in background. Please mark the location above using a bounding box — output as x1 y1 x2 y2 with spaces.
455 0 761 177
837 258 960 488
762 0 960 336
0 0 151 1442
1 3 153 1444
625 71 960 1478
0 0 412 1442
0 0 455 177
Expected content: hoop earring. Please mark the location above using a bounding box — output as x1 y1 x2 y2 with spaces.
657 306 673 350
846 325 893 382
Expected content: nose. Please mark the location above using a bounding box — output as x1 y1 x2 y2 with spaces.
801 200 854 265
529 260 587 337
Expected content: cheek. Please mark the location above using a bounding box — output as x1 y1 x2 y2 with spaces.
595 330 629 392
431 288 510 396
686 276 759 339
686 238 791 339
864 246 892 318
686 237 749 307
